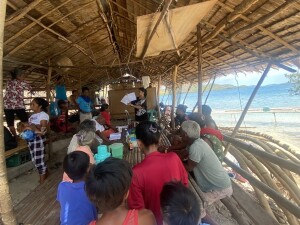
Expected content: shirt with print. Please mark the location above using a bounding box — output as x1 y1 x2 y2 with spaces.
4 79 32 109
189 138 231 192
131 98 147 121
28 111 49 125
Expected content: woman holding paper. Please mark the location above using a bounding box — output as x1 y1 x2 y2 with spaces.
128 87 148 122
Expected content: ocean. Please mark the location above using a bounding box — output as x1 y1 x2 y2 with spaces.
159 83 300 149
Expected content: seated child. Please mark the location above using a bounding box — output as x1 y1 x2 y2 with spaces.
161 181 207 225
85 157 156 225
57 151 97 225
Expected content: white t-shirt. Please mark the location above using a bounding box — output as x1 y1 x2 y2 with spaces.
91 119 105 143
28 111 49 125
91 119 105 132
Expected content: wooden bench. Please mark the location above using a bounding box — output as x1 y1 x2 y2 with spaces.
5 139 28 159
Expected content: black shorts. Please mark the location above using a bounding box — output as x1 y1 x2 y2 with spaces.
4 109 28 126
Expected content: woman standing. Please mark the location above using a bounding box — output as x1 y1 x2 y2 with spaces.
27 97 49 184
128 87 148 122
4 68 32 137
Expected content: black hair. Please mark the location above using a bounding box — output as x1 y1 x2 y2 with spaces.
100 103 109 112
82 87 89 93
57 99 67 109
139 87 147 98
33 97 49 112
56 75 63 82
160 181 201 225
11 68 22 80
202 105 212 116
85 157 133 212
188 113 206 128
177 104 187 113
72 90 78 94
135 121 161 147
63 151 90 181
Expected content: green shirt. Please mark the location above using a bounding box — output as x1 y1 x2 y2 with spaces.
189 138 231 192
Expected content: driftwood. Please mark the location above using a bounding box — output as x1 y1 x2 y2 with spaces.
224 158 300 220
224 135 300 175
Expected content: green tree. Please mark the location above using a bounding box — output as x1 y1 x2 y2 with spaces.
285 72 300 95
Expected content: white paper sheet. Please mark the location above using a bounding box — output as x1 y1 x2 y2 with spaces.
121 92 137 105
109 133 121 140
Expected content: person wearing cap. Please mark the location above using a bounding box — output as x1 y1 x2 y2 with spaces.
128 87 148 122
4 68 33 137
174 104 188 127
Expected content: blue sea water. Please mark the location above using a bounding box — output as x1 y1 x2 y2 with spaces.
159 83 300 149
160 83 300 111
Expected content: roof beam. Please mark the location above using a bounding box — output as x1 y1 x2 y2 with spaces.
203 0 261 42
5 1 96 64
4 0 72 45
5 0 44 26
96 0 122 64
231 0 296 38
217 1 299 54
140 0 173 59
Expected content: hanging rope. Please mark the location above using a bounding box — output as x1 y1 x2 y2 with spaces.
204 74 217 105
192 76 213 112
182 81 193 105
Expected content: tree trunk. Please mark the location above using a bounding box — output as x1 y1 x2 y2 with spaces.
0 0 18 224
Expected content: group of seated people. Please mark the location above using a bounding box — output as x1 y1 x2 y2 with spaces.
57 104 232 225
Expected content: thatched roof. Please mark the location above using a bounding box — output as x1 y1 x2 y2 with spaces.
3 0 300 90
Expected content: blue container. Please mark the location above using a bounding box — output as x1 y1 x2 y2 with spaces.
94 145 111 164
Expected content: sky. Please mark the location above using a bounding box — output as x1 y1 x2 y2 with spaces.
214 68 298 86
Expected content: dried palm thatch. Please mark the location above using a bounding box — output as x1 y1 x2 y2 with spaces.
1 0 300 91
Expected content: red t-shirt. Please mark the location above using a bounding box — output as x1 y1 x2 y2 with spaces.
128 151 188 225
101 111 111 126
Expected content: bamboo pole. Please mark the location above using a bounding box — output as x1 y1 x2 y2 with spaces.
157 75 161 120
171 65 178 130
229 64 272 125
224 135 300 175
182 82 192 105
46 60 53 159
140 0 173 58
224 63 272 155
228 147 277 219
0 0 17 224
224 158 300 220
197 25 203 114
204 74 216 105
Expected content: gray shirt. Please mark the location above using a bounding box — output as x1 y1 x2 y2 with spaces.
189 138 231 192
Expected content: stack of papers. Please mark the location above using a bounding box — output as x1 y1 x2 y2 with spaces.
109 133 121 140
121 92 137 105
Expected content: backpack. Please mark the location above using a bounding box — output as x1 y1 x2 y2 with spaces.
4 126 18 151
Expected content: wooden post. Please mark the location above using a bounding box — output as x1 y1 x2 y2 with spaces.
171 65 178 130
224 63 272 155
0 0 18 224
197 25 203 114
46 60 53 159
157 75 162 120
